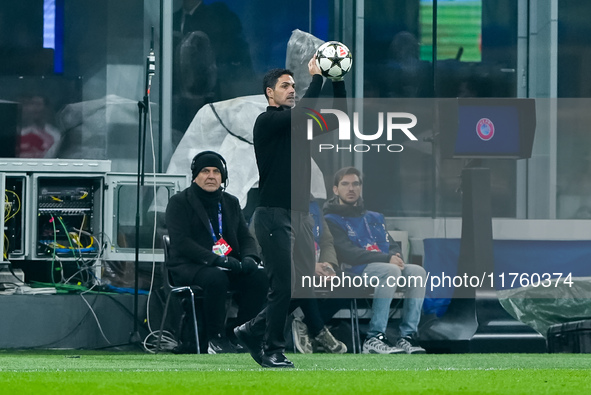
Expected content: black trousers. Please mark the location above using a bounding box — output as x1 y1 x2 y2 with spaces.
299 297 349 337
248 207 316 355
191 265 268 340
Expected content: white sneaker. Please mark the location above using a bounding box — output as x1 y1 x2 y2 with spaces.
292 317 313 354
362 333 405 354
396 335 426 354
315 326 347 354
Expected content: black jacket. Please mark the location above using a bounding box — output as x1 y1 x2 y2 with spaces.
323 196 401 268
253 75 347 212
165 182 260 283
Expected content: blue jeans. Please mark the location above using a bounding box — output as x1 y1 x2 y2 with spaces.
362 262 426 338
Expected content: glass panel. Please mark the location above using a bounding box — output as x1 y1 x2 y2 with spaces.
556 99 591 219
557 2 591 98
115 184 171 250
362 0 519 218
0 1 161 173
557 3 591 218
170 0 331 148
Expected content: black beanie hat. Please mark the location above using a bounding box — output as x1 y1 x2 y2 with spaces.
191 152 226 181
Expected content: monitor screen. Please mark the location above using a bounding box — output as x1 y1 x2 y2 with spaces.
439 98 536 159
454 104 520 157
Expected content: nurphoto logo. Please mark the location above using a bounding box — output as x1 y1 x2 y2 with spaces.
305 108 419 153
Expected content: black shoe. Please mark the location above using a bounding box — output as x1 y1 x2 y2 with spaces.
231 339 246 353
172 341 198 354
261 352 294 368
233 324 263 365
207 334 237 354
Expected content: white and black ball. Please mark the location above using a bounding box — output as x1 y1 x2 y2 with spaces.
315 41 353 80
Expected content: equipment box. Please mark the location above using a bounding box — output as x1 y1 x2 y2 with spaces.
547 319 591 353
1 159 189 263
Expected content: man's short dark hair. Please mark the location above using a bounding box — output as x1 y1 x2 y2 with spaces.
333 166 362 187
263 68 294 99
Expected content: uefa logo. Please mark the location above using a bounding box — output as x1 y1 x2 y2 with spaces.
476 118 494 141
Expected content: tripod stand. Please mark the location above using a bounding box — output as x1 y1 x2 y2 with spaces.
131 29 156 345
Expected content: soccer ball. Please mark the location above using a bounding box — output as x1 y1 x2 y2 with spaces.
315 41 353 80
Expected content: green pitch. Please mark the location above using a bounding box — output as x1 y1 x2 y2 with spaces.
1 351 590 394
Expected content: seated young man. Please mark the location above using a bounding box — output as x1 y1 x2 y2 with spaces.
165 151 268 353
324 166 426 354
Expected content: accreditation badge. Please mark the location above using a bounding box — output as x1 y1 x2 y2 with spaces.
365 243 380 252
212 238 232 256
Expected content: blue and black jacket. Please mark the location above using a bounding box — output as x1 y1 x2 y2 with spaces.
323 196 401 275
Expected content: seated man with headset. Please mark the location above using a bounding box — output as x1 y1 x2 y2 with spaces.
165 151 268 353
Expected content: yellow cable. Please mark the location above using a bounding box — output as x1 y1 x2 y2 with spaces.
4 190 21 222
66 231 94 250
3 234 8 259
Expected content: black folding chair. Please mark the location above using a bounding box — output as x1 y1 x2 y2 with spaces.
157 235 203 354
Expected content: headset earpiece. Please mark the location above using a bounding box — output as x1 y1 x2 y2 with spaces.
190 150 228 186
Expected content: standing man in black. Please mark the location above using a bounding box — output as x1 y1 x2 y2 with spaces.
234 56 347 368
